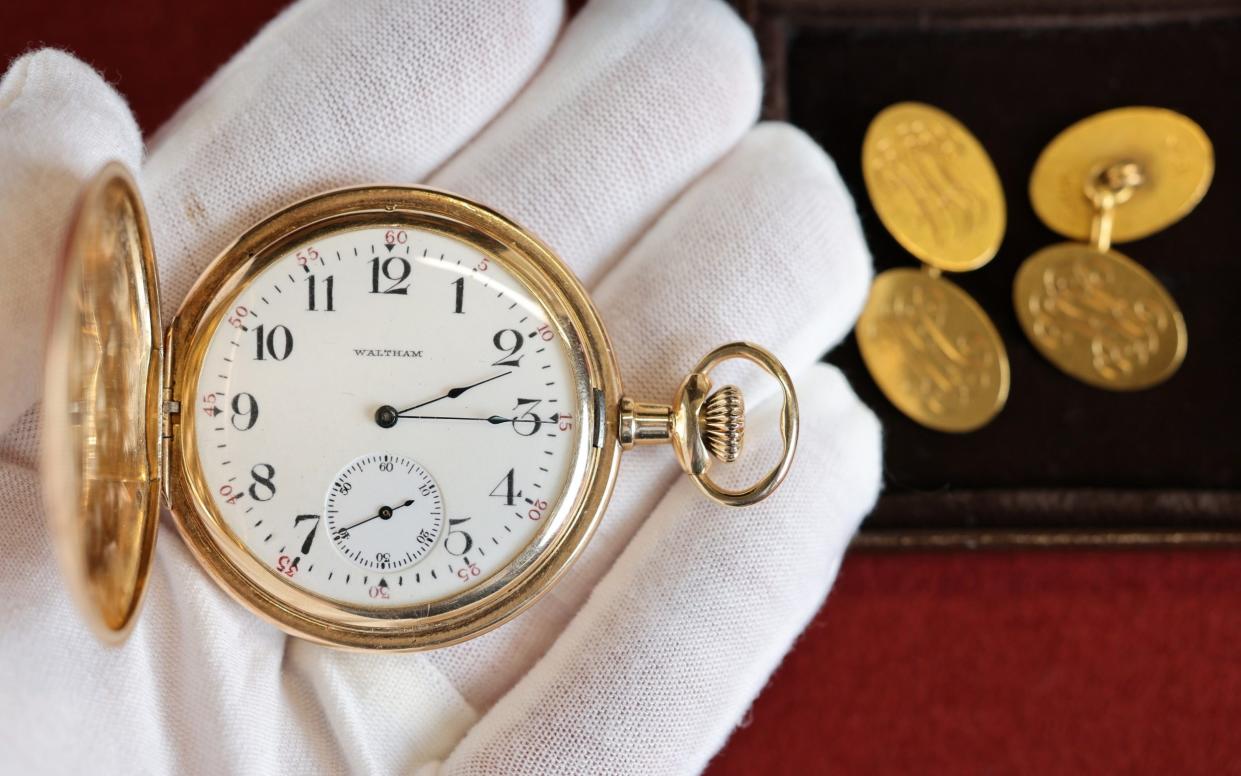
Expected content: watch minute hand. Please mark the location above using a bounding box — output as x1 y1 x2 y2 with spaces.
390 413 542 424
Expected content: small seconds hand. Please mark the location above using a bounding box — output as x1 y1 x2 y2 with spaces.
333 498 415 535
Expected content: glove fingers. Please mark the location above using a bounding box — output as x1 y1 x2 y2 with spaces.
0 41 387 770
429 0 761 288
0 50 143 435
595 122 872 402
143 0 563 318
550 123 872 640
0 423 334 773
425 123 872 711
285 640 479 775
438 364 882 775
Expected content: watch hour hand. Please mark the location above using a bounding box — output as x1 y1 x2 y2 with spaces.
436 372 513 404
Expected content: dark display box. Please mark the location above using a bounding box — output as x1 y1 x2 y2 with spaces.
737 0 1241 546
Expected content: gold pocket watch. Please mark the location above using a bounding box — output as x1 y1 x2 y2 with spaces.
42 162 798 651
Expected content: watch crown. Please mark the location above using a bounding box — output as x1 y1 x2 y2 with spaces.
701 385 744 463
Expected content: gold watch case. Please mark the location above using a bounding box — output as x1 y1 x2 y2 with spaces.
41 162 799 650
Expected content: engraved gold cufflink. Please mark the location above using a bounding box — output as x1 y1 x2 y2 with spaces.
857 102 1010 433
1017 107 1213 391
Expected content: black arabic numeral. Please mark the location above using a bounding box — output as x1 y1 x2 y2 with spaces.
445 517 473 556
306 274 335 311
295 514 319 554
248 463 277 502
253 324 293 361
492 329 524 367
230 392 259 431
452 276 465 314
512 398 542 436
490 468 519 506
370 256 411 294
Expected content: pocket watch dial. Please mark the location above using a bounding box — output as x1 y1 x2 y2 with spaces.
190 225 579 607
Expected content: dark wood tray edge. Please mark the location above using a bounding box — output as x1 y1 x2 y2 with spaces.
857 489 1241 549
854 528 1241 550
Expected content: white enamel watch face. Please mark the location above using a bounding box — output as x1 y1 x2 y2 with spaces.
190 224 579 607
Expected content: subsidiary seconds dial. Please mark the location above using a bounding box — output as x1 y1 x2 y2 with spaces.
326 454 444 572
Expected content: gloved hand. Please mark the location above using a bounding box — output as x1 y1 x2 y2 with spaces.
0 1 881 773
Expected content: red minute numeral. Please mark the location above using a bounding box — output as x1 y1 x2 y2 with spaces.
456 563 481 580
276 555 297 577
384 229 408 246
536 324 554 341
527 499 549 521
218 484 242 505
558 413 573 432
227 305 249 328
474 257 489 272
295 247 320 267
368 585 390 599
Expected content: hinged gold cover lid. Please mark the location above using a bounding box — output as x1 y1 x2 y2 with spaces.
41 161 163 643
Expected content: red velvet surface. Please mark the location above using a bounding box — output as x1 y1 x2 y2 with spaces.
4 2 1239 773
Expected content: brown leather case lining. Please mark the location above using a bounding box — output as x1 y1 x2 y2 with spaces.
736 0 1241 546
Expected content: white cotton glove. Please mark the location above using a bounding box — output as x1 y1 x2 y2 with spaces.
0 1 882 774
